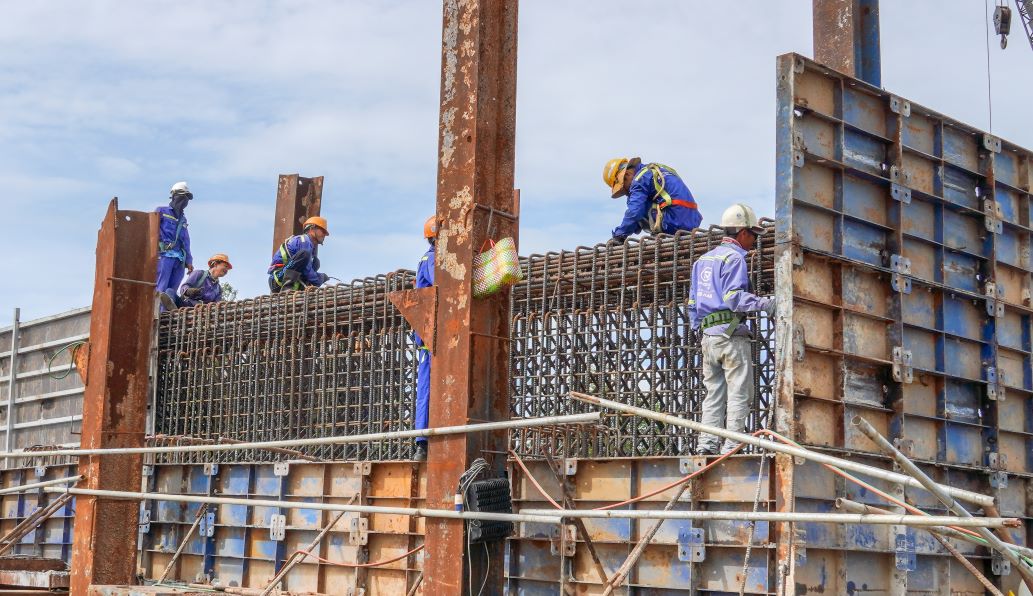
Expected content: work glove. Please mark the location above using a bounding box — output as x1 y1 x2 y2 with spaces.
183 287 202 299
186 263 194 274
612 235 628 245
318 273 330 285
762 299 776 318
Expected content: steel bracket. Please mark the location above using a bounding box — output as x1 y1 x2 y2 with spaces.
992 551 1011 576
984 199 1003 234
677 527 705 562
793 150 805 168
349 516 369 546
889 166 913 187
890 255 912 294
985 366 1006 401
984 282 1005 318
563 459 577 476
200 509 216 538
793 324 806 362
141 465 154 477
889 95 911 117
33 466 46 478
203 463 219 477
894 527 916 571
273 462 290 477
891 347 913 384
138 509 151 534
983 133 1002 153
890 182 911 204
550 523 576 557
892 438 914 457
988 451 1008 472
353 462 372 476
989 470 1009 489
269 514 286 541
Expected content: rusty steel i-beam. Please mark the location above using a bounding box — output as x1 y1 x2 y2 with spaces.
422 0 519 594
70 199 156 593
270 174 323 256
812 0 881 86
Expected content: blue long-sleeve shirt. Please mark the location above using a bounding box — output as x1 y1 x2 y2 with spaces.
268 234 322 286
178 269 222 305
156 206 192 266
413 245 435 348
689 239 772 336
613 164 702 239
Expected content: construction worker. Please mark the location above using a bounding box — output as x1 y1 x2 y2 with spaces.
268 216 330 293
155 182 194 303
159 254 232 310
603 157 702 242
689 204 774 455
412 215 436 462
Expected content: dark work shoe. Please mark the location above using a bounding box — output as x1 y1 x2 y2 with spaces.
695 446 718 456
158 292 177 312
414 442 428 462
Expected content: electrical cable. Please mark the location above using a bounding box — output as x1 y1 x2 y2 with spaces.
45 340 86 380
293 544 423 568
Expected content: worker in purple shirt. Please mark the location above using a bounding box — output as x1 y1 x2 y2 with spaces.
412 216 437 462
155 182 194 306
602 157 703 242
689 204 774 455
159 254 232 311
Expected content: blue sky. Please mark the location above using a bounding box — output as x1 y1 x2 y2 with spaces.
2 1 1031 321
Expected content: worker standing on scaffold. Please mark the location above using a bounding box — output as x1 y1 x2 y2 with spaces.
689 204 774 456
155 181 194 309
412 216 437 462
602 156 703 243
267 216 330 293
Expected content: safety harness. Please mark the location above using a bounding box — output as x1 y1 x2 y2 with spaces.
700 309 743 338
158 212 187 260
269 240 300 290
633 163 699 234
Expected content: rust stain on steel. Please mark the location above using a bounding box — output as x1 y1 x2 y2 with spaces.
423 0 518 594
270 174 323 256
812 0 856 76
388 286 438 354
74 340 90 386
71 199 157 594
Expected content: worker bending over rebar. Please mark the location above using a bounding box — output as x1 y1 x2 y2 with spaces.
267 216 330 293
412 216 437 462
690 204 774 455
602 156 702 242
159 253 232 311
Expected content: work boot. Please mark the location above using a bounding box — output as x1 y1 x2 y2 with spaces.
695 444 718 457
413 442 428 462
158 291 178 312
720 441 741 455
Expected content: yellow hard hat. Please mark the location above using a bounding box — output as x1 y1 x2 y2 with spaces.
208 253 232 269
603 157 640 198
423 215 438 239
303 216 329 235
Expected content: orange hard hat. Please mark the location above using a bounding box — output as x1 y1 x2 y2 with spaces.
423 215 438 239
208 254 232 269
303 216 329 235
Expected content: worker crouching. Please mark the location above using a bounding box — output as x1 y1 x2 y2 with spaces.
268 216 330 293
412 216 437 462
690 204 774 456
604 157 702 243
159 254 232 311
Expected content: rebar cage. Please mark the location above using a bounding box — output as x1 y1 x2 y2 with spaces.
154 227 775 463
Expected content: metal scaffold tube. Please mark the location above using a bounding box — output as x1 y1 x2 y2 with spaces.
44 486 1017 528
568 392 995 508
0 413 601 459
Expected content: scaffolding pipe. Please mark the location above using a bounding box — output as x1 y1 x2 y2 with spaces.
0 475 81 495
569 392 994 508
0 412 600 459
852 416 1033 590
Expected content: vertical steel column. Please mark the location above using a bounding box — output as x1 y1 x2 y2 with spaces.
271 174 324 256
4 308 19 459
813 0 881 86
70 199 157 593
423 0 518 594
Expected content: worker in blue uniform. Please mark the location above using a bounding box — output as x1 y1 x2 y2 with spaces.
155 182 194 306
689 204 774 455
268 216 330 293
602 157 702 242
159 254 232 310
413 216 437 462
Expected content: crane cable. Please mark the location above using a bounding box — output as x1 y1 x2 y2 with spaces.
985 0 995 133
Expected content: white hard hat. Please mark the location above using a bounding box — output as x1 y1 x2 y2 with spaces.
720 203 764 233
170 181 191 196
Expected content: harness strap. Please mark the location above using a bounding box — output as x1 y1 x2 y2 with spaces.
634 164 698 233
701 308 743 337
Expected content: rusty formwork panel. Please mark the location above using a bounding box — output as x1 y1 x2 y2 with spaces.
775 52 1033 594
71 199 157 593
0 307 90 455
270 174 323 257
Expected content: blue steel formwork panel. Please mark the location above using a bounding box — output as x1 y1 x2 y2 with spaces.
776 53 1033 594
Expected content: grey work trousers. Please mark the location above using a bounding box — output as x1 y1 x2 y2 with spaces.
698 334 754 452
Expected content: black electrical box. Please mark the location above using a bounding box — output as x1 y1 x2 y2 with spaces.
466 477 515 544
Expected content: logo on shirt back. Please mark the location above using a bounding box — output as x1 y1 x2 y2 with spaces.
699 268 713 283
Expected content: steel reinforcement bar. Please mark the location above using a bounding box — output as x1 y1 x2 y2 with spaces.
154 227 775 462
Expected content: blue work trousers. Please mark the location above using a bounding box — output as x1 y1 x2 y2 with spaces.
268 248 313 293
156 256 185 311
415 348 431 443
